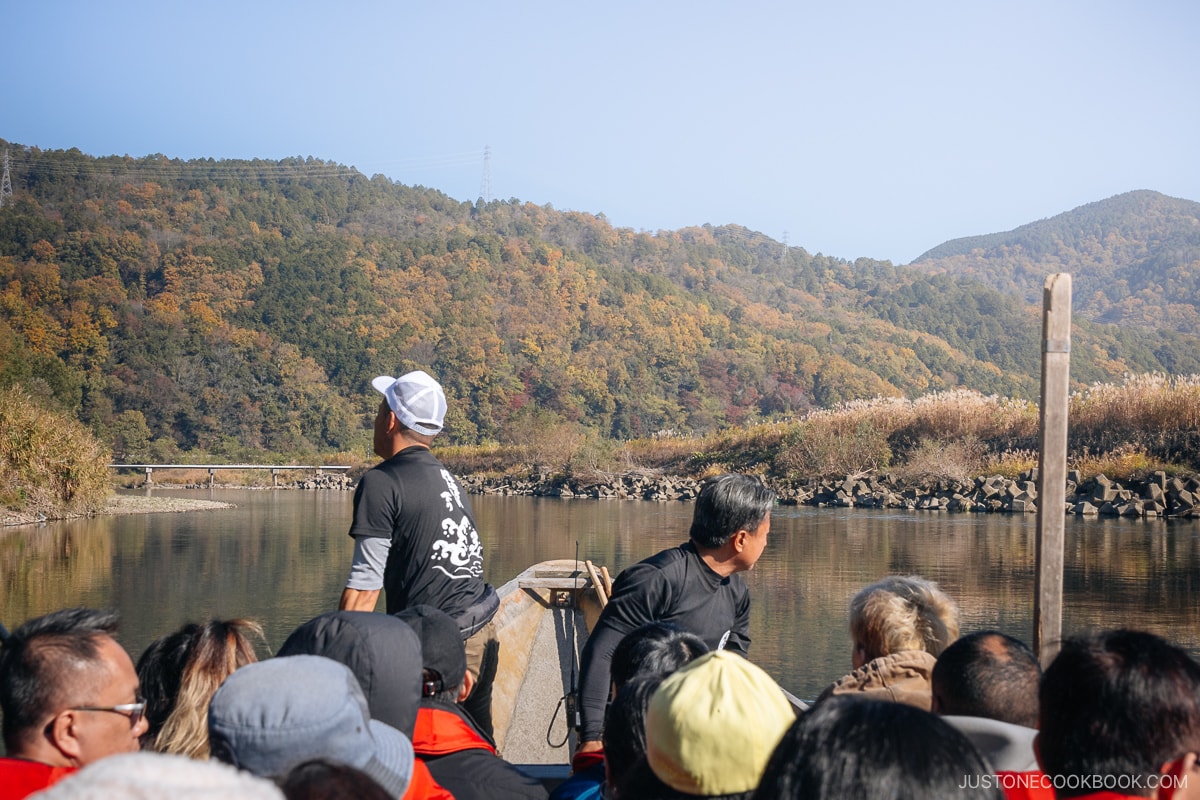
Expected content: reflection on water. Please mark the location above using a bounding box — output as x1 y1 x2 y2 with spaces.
3 490 1199 702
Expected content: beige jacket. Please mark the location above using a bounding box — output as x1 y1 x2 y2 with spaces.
817 650 936 710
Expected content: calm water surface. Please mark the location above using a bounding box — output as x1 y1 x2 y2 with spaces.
4 489 1199 701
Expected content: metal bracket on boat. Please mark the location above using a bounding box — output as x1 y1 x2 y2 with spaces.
553 590 574 608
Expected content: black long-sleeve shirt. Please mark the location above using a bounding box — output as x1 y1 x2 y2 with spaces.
576 542 751 740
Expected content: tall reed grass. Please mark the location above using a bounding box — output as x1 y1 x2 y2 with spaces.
441 374 1200 485
1069 373 1200 461
14 374 1193 509
1 386 111 519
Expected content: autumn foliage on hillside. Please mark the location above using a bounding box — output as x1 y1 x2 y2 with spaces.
2 143 1199 463
916 190 1200 336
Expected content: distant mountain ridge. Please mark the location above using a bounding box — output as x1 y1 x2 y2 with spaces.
1 142 1198 457
913 190 1200 334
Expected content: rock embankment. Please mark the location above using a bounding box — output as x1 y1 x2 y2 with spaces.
778 470 1200 518
458 472 703 501
457 470 1200 519
280 472 355 491
136 467 1200 520
171 472 356 491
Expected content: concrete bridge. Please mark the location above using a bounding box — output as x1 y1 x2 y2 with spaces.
108 463 352 487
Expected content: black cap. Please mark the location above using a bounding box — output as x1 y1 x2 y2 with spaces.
278 610 423 736
394 605 466 694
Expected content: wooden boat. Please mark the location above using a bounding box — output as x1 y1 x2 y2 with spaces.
491 559 608 772
489 559 807 790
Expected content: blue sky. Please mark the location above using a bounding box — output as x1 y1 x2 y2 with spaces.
5 1 1197 264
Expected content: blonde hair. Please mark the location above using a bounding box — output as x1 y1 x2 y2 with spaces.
150 619 263 759
849 576 959 662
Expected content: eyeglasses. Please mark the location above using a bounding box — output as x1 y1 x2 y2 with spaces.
68 697 146 728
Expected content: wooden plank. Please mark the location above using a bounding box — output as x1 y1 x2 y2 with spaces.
517 577 589 590
1035 273 1071 668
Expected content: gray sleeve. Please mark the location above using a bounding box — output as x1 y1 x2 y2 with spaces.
345 535 390 590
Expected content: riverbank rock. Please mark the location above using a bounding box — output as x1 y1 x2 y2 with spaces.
170 471 356 491
456 472 703 501
456 469 1200 519
281 472 355 491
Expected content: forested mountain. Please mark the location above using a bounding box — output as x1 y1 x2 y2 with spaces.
2 142 1197 458
915 191 1200 335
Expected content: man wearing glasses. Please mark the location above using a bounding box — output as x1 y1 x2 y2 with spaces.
0 608 148 799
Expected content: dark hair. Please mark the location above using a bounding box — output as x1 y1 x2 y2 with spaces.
398 422 437 447
1038 629 1200 797
619 757 753 800
610 622 709 691
137 623 201 743
136 618 263 758
0 608 120 750
604 675 662 798
931 630 1040 728
688 474 776 550
752 696 1002 800
280 758 393 800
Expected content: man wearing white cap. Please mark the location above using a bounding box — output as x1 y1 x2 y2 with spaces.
339 370 500 736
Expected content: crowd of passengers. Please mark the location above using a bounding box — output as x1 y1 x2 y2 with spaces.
3 575 1199 800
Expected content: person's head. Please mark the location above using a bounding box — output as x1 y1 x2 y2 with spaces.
610 622 709 692
207 655 414 797
136 623 199 745
371 370 446 456
604 674 663 800
931 630 1040 728
393 605 469 704
1037 629 1200 798
278 610 423 735
137 618 262 758
29 751 284 800
280 759 393 800
645 650 794 798
688 474 776 570
0 608 147 766
848 575 960 668
752 696 1002 800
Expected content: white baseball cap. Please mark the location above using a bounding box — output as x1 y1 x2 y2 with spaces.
371 370 446 435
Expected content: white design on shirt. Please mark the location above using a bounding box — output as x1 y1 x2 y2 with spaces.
439 469 463 511
431 514 484 580
717 630 731 651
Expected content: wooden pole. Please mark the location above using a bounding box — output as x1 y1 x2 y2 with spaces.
1035 273 1072 668
599 566 614 598
584 560 608 608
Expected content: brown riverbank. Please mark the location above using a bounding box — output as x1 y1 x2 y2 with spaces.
2 495 236 528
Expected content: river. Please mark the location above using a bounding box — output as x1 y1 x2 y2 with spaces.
3 488 1199 702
